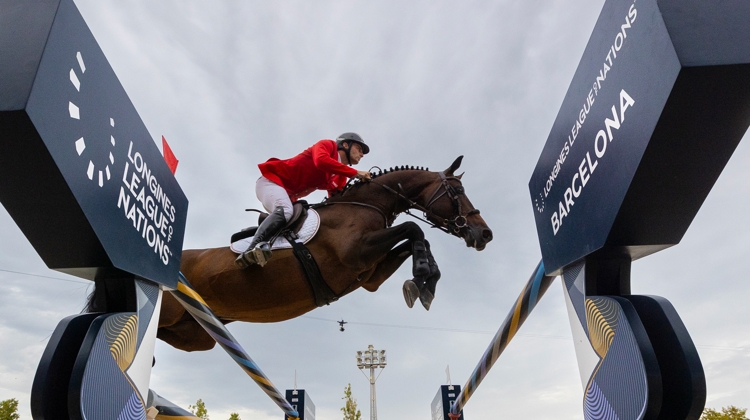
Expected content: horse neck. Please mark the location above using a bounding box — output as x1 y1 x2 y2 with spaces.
336 170 440 218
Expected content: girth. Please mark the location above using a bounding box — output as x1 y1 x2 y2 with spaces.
282 230 339 307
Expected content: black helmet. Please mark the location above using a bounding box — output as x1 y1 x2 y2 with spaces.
336 132 369 154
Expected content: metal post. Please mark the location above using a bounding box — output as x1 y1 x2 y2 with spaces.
370 364 376 420
357 344 386 420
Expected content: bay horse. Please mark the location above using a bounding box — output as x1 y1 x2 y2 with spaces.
157 156 493 351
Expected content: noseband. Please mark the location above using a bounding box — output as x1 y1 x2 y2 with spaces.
377 172 480 237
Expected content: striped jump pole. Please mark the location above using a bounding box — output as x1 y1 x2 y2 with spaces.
449 260 556 419
171 272 300 420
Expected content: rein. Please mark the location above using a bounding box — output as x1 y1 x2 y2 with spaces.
313 171 479 237
374 172 480 237
310 165 392 227
311 201 390 228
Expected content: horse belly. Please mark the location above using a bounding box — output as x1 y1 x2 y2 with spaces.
185 250 318 323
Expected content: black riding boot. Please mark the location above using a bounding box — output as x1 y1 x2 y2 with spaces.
235 206 287 268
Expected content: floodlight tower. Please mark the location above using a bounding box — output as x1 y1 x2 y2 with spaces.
356 344 387 420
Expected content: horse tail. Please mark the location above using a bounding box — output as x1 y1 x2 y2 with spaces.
81 278 138 313
83 285 98 313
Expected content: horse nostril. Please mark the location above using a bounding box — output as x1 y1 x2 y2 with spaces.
483 229 493 241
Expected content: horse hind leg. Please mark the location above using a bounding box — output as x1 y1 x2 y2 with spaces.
156 315 217 352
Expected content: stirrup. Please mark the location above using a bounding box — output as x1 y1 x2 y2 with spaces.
235 245 273 268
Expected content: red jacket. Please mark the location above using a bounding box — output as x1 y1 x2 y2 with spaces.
259 139 359 200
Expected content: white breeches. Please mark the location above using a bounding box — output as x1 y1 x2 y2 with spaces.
255 176 293 221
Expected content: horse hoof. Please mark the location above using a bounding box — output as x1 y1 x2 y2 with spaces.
402 280 420 308
419 289 434 311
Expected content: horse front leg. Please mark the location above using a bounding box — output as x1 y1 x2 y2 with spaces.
360 241 412 292
358 240 442 311
356 222 441 309
357 221 428 278
413 240 441 310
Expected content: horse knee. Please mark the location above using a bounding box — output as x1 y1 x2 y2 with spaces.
362 284 379 292
403 221 424 238
361 279 382 292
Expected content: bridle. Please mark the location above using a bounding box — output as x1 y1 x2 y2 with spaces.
376 172 480 237
315 170 480 237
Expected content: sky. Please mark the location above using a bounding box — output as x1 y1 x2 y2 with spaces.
1 1 749 419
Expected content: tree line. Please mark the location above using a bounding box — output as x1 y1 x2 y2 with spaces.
0 397 746 419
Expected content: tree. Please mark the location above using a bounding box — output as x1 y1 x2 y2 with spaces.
188 398 210 420
0 398 20 420
701 406 749 420
341 384 362 420
228 413 241 420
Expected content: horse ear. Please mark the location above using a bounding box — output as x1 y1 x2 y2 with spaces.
444 155 464 176
456 172 464 180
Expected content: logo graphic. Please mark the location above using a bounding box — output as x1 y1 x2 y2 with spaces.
68 51 116 187
535 192 545 213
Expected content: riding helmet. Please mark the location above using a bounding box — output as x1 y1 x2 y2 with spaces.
336 132 370 154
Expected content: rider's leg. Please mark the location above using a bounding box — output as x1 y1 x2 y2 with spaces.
235 177 292 268
236 206 286 267
256 176 294 220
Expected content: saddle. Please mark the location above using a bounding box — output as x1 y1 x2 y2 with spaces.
229 201 337 307
230 201 309 243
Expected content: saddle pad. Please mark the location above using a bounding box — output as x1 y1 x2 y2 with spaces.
230 209 321 254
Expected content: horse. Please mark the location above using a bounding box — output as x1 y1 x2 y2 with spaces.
156 156 493 351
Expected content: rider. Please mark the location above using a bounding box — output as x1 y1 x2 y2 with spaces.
235 132 372 268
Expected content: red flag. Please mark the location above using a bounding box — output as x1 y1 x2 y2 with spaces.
162 135 178 175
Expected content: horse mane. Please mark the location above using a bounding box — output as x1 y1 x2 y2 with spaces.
329 165 431 199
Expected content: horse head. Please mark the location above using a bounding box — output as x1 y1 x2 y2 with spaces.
422 156 493 250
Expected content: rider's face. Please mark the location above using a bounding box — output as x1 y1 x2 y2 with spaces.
347 143 364 165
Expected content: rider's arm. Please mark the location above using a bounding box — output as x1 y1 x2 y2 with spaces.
311 140 359 177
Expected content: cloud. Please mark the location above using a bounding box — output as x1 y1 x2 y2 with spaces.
1 0 749 418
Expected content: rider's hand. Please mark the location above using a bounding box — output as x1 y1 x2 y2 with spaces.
356 170 372 181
